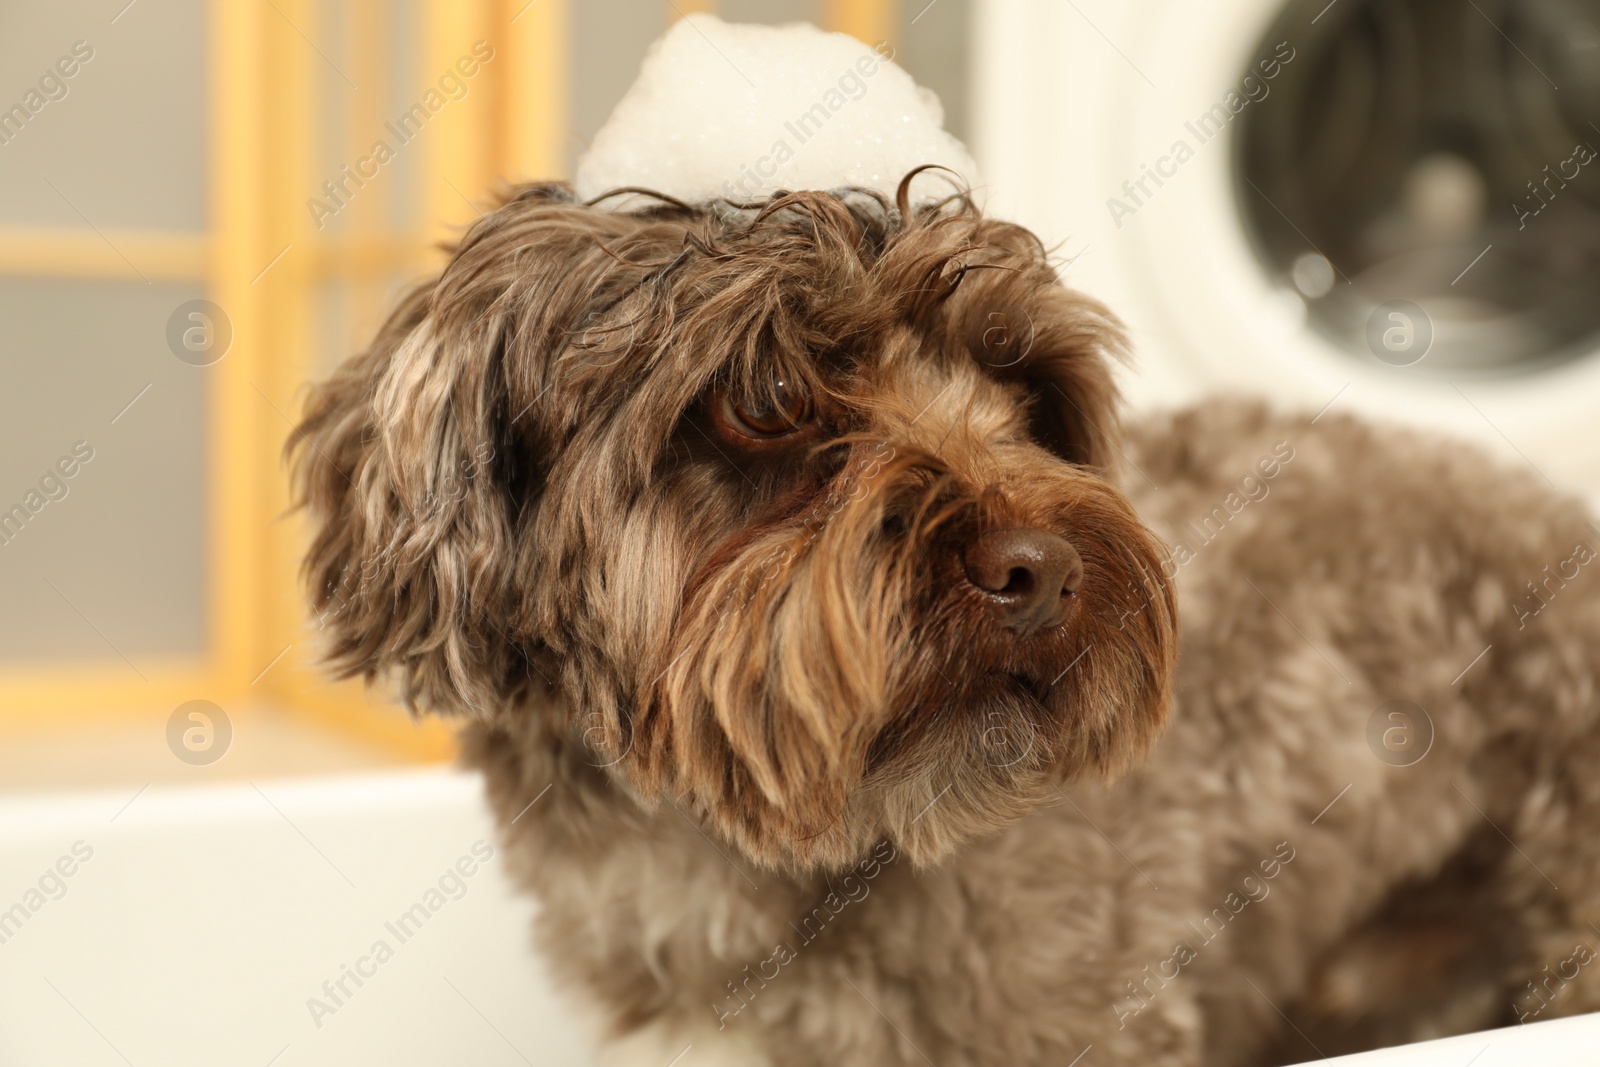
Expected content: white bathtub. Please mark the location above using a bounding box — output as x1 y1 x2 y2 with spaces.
0 769 594 1067
1 769 1594 1066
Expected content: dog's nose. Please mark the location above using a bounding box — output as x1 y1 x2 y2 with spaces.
963 528 1082 634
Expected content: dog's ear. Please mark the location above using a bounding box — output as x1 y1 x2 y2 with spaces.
291 274 523 715
291 183 617 715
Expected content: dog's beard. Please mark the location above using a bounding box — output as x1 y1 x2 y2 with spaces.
610 440 1176 872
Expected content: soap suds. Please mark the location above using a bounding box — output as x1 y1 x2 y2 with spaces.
575 15 981 206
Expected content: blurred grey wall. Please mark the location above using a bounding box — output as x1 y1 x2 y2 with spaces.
0 1 207 665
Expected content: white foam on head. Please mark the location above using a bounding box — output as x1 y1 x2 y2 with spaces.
575 15 982 206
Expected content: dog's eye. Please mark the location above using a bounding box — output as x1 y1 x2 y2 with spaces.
714 378 814 439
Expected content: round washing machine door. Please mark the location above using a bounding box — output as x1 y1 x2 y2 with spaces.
972 0 1600 499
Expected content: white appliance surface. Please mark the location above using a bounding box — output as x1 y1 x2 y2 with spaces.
971 0 1600 507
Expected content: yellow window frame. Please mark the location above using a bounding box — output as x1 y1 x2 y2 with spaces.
0 0 892 759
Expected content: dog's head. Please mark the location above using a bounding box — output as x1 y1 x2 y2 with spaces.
294 173 1176 871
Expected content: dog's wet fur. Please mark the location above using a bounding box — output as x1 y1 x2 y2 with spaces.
295 174 1600 1065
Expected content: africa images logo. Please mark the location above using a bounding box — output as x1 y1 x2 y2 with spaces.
1106 41 1296 229
306 42 496 230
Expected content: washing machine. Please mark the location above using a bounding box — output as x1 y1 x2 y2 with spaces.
971 0 1600 503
